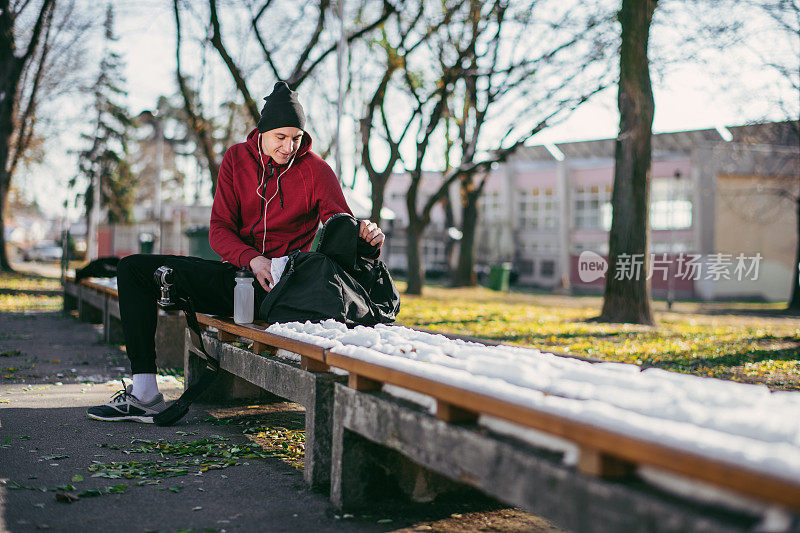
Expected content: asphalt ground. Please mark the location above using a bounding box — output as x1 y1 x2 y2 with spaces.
0 308 556 533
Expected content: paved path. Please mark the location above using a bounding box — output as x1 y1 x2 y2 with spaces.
0 309 553 533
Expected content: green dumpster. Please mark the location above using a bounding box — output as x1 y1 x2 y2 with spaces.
487 262 512 291
138 232 155 254
185 226 220 260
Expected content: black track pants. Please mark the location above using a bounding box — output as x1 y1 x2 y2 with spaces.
116 254 266 374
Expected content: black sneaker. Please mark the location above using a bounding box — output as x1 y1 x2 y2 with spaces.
87 381 167 423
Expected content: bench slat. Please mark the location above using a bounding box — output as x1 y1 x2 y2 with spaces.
196 315 326 362
74 279 119 299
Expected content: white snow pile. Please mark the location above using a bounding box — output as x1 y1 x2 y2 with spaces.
266 319 800 484
87 277 118 290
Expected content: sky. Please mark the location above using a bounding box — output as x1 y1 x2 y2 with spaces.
17 0 799 223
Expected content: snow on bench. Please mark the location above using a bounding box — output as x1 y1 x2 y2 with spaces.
266 319 800 513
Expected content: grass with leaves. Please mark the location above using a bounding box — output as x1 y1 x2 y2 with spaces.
396 284 800 390
0 272 62 312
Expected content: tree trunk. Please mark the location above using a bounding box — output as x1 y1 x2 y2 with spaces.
598 0 657 325
0 9 17 272
369 176 387 225
789 197 800 311
405 222 425 295
0 0 55 272
0 78 16 271
452 187 479 287
0 179 11 271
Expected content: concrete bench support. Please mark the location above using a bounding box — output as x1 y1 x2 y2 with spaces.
63 283 79 314
330 384 761 533
104 299 124 345
77 285 104 323
185 331 344 489
154 311 186 367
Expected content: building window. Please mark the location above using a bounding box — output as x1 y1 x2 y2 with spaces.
573 184 612 229
480 190 503 222
518 187 557 229
388 191 406 206
573 242 608 255
651 241 692 253
518 259 535 275
540 259 556 277
650 177 692 230
423 240 446 264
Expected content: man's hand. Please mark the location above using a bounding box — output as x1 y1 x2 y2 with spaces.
359 220 385 248
249 255 274 291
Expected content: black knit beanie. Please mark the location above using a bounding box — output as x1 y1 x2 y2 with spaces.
257 81 306 133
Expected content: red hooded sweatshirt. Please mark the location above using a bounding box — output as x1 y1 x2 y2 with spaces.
210 128 352 267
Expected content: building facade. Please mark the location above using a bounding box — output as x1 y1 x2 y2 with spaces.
383 122 799 301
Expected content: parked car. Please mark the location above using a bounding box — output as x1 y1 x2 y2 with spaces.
23 242 62 262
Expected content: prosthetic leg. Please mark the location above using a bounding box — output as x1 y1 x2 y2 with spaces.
151 266 219 426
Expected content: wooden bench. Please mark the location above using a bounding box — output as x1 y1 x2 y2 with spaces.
63 279 800 531
203 318 800 532
328 369 799 532
63 278 185 367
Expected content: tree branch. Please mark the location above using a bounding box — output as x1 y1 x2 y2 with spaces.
290 0 398 88
18 0 54 66
8 0 53 178
175 0 220 194
286 0 331 87
250 1 281 81
208 0 260 122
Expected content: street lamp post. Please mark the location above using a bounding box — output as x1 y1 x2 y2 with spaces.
137 110 164 253
335 0 346 184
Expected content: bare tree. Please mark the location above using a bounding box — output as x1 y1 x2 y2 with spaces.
448 1 616 286
747 0 800 310
168 0 396 194
712 123 800 310
359 3 440 224
206 0 396 122
598 0 659 325
0 0 56 270
359 0 615 294
174 0 220 196
1 0 91 269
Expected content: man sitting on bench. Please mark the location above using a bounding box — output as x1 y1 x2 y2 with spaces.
88 81 384 423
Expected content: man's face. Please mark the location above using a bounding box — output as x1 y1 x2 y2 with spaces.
261 127 304 165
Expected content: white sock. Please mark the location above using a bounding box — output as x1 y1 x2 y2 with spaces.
131 373 160 403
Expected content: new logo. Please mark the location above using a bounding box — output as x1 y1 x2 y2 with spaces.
578 251 608 282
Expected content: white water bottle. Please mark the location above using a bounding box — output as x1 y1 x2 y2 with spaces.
233 269 255 324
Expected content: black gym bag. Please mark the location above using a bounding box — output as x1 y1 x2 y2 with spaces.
259 213 400 326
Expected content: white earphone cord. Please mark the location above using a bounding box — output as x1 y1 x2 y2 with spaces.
257 133 295 254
